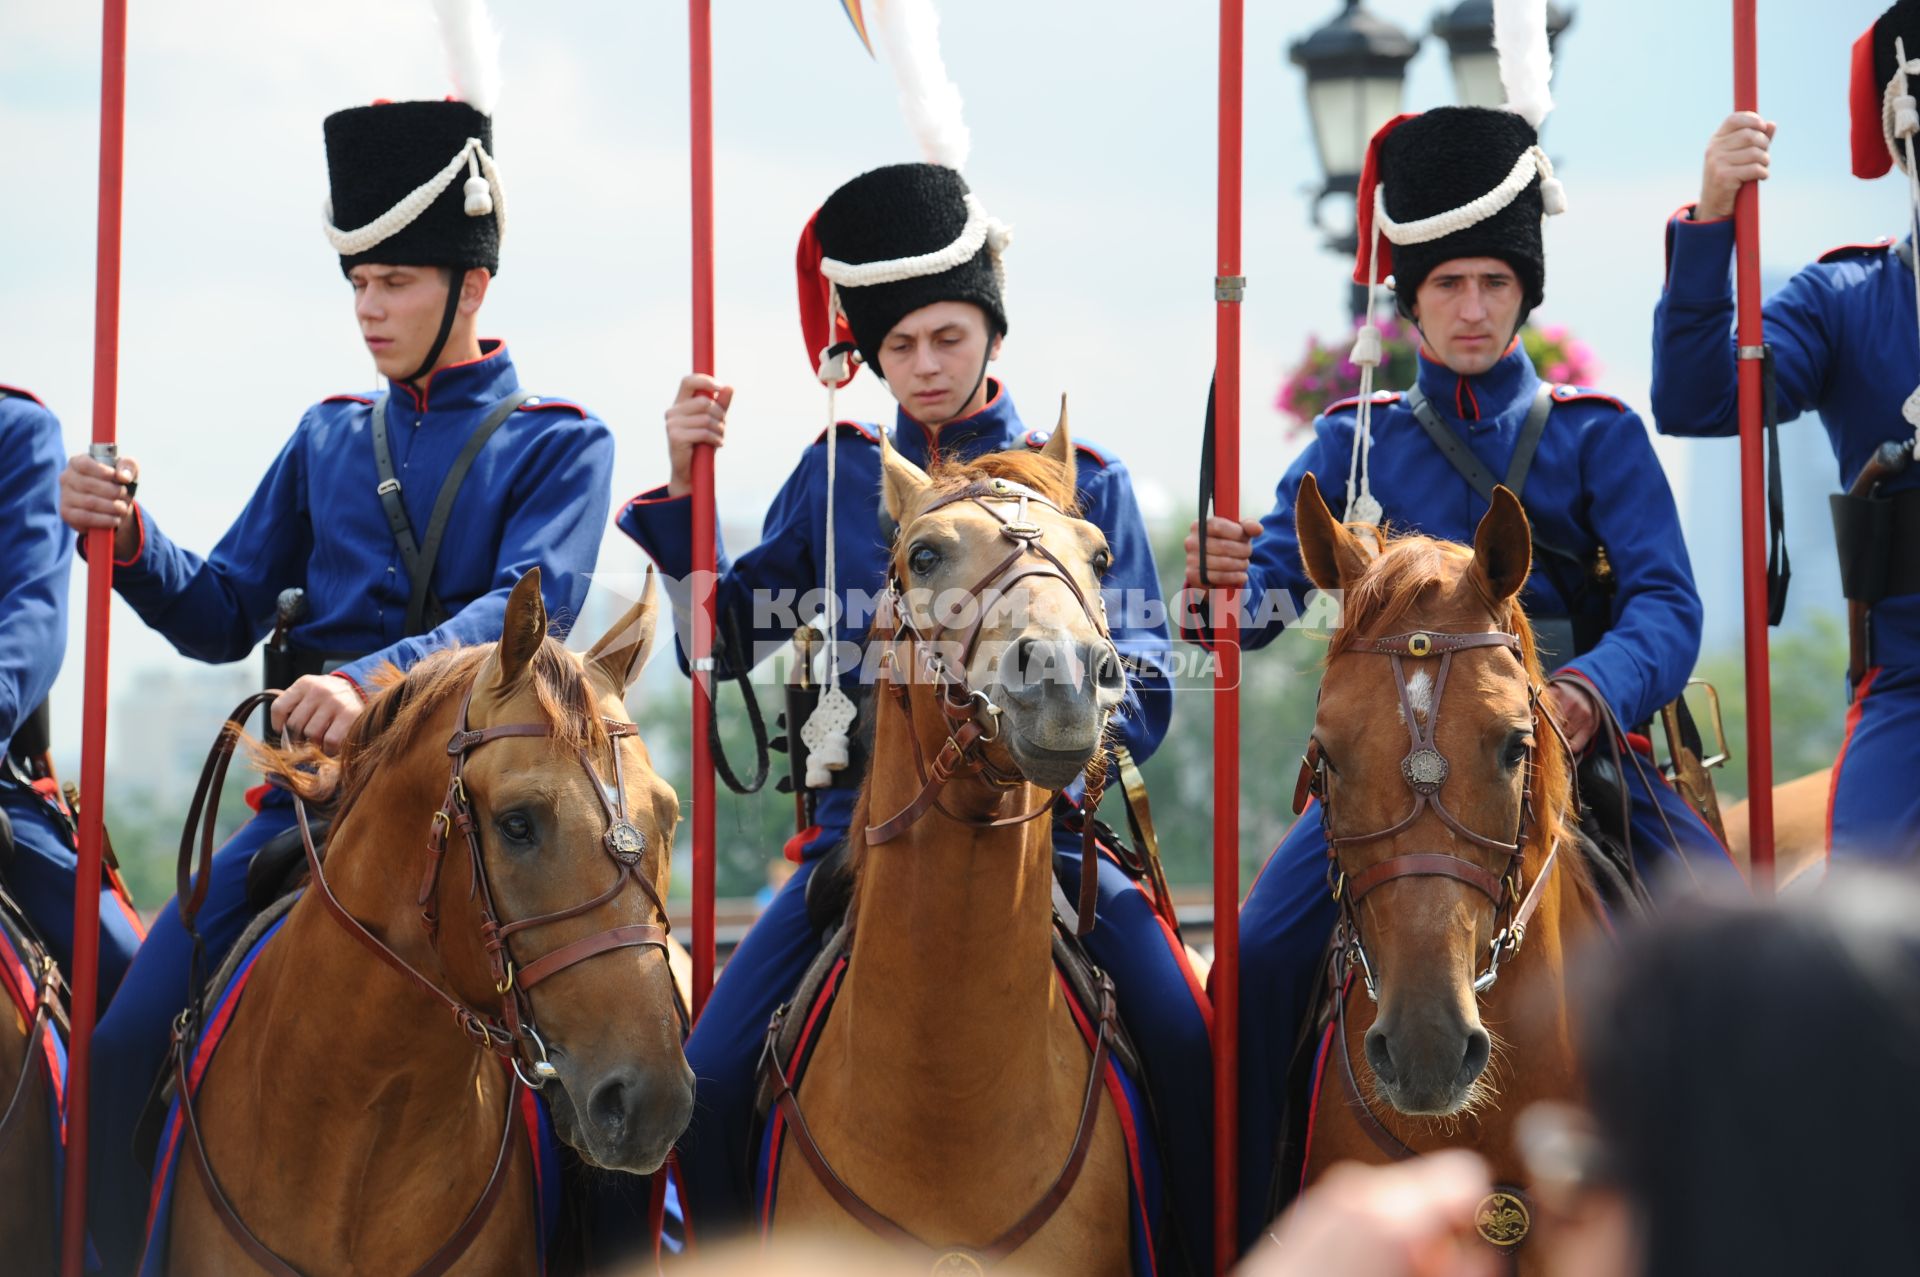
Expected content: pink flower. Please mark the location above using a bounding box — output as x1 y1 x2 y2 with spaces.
1547 362 1572 383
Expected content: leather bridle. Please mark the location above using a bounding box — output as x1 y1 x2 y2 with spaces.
1294 629 1563 1003
172 679 672 1276
864 475 1119 938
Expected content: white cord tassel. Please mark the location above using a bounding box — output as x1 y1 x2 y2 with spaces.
802 288 857 786
324 136 505 254
1344 229 1386 527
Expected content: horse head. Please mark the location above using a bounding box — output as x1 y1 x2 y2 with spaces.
444 569 694 1172
1295 472 1576 1117
877 400 1125 796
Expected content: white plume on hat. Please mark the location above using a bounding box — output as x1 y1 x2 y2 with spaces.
433 0 502 116
1495 0 1554 130
872 0 971 170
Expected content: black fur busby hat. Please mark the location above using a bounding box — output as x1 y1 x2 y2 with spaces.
323 100 502 278
1852 0 1920 178
1375 106 1550 315
804 163 1008 371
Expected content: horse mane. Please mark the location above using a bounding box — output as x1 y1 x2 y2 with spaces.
248 638 605 821
916 449 1081 518
1332 528 1593 908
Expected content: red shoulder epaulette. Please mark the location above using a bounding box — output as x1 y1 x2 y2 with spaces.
1325 390 1402 415
1818 238 1896 264
1022 429 1111 468
516 396 587 418
0 383 46 406
1550 385 1628 412
321 393 374 405
812 420 881 446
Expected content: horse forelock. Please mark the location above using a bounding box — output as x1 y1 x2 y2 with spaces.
914 451 1081 520
248 637 607 820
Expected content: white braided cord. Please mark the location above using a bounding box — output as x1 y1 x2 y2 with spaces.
1372 146 1556 247
819 192 1010 290
323 135 505 255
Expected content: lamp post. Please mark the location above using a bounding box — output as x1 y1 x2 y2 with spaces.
1289 0 1419 320
1433 0 1573 112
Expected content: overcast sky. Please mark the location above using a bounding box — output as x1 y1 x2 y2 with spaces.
0 0 1894 741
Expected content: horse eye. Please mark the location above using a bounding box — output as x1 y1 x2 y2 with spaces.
1091 548 1113 577
1502 734 1533 771
908 544 940 577
497 812 535 844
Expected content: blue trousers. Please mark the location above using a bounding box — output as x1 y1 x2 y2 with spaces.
1233 757 1730 1254
1 778 141 1015
85 788 297 1276
674 828 1215 1274
1831 665 1920 861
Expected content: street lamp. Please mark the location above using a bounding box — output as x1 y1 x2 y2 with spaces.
1433 0 1573 113
1289 0 1420 319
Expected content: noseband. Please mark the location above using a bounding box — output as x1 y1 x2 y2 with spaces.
1295 629 1562 1001
865 475 1117 936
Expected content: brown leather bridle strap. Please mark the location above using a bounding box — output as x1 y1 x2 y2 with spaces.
179 691 280 933
516 924 668 990
766 974 1118 1262
0 956 55 1148
1344 852 1508 907
174 1022 526 1277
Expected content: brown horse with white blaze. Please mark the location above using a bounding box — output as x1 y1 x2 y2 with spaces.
165 570 693 1274
1292 473 1603 1271
766 420 1136 1273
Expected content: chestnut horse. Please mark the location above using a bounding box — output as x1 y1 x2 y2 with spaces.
765 425 1136 1273
0 895 59 1273
163 570 693 1273
1292 474 1603 1272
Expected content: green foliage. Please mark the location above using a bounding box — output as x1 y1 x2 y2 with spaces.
1691 611 1850 801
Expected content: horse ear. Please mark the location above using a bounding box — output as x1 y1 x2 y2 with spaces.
495 569 548 691
585 565 659 694
1040 395 1077 494
1473 485 1533 603
1294 471 1372 592
879 428 931 526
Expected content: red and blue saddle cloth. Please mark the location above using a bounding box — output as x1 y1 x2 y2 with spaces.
137 912 563 1276
745 954 1167 1275
0 900 68 1252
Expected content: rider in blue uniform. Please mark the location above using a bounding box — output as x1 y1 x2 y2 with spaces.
0 383 144 1012
1185 102 1731 1251
619 161 1212 1272
59 88 616 1272
1651 0 1920 862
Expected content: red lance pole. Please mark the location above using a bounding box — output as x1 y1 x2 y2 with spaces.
688 0 719 1014
1731 0 1775 892
1211 0 1245 1268
62 0 129 1271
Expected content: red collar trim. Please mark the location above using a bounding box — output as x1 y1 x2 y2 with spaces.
389 338 507 411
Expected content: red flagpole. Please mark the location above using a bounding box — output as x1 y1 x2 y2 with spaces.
62 1 129 1271
1731 0 1775 892
1212 0 1245 1269
688 0 719 1015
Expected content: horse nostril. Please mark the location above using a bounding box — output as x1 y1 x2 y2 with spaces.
1091 644 1125 693
1459 1028 1492 1085
1364 1028 1398 1087
587 1068 642 1143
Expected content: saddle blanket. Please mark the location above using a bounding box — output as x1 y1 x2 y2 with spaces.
139 912 562 1274
753 953 1168 1276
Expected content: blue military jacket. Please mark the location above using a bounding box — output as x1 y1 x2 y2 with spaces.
617 379 1173 843
1226 343 1702 732
108 342 615 687
0 386 71 754
1652 208 1920 669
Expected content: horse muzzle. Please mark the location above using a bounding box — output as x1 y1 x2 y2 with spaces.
1364 1011 1492 1117
552 1057 696 1174
990 636 1123 788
